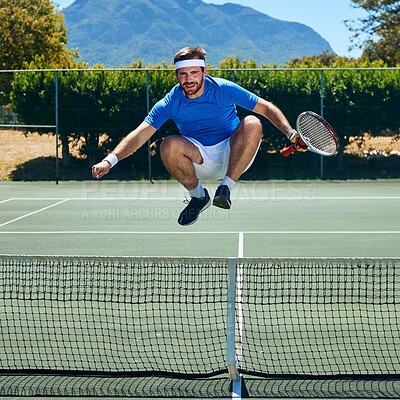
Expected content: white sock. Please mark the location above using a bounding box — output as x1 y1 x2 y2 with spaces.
189 182 205 198
220 176 236 192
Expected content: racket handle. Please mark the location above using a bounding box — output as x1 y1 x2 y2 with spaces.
280 145 296 157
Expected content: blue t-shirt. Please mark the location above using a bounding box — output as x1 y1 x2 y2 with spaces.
145 76 259 146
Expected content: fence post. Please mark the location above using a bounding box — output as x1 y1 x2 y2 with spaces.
146 70 153 183
319 70 325 179
55 70 59 184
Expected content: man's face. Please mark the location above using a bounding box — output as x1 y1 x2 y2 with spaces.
176 66 207 99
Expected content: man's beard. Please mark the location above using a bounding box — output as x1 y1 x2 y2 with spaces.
182 77 204 97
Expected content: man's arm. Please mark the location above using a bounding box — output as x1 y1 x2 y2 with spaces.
252 98 296 140
92 121 157 179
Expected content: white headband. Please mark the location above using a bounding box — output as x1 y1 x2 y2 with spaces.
174 59 206 69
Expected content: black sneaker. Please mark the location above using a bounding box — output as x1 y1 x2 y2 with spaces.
178 189 211 226
213 185 231 209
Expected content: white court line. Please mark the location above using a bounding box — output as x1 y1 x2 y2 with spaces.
0 199 69 228
1 230 399 234
4 196 400 201
238 232 244 258
236 234 244 377
0 231 400 235
3 197 183 201
0 230 238 234
0 198 13 204
243 231 400 234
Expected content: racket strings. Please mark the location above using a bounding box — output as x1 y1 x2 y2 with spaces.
299 115 338 154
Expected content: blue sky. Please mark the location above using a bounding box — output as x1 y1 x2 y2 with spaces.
55 0 367 58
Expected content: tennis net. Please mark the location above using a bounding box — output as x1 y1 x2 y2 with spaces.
0 255 400 398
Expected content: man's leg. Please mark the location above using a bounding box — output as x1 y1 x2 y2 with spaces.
160 135 211 225
213 115 262 209
227 115 263 180
160 135 203 190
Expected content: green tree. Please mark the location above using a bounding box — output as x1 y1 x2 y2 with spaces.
346 0 400 66
0 0 77 103
10 57 400 179
0 0 74 69
10 63 166 174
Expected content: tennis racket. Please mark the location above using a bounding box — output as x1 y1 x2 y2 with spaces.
281 111 339 157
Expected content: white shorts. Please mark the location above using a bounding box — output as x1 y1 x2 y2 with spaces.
186 136 259 181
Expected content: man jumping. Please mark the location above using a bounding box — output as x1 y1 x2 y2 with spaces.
92 46 304 225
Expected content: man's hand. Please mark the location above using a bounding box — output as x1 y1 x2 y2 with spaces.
92 160 111 179
294 136 308 152
287 129 307 152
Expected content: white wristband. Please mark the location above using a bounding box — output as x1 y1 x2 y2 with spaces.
103 153 118 168
286 129 298 142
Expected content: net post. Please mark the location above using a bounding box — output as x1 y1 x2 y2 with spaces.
227 257 240 382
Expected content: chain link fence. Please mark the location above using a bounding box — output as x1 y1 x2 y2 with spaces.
1 67 399 182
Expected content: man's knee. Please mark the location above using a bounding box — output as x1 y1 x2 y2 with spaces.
238 115 263 143
160 136 203 164
244 115 262 133
160 135 180 157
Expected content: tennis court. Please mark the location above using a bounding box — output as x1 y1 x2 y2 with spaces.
1 179 400 258
1 179 400 400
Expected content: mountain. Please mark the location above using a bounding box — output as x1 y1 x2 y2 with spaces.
63 0 333 67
